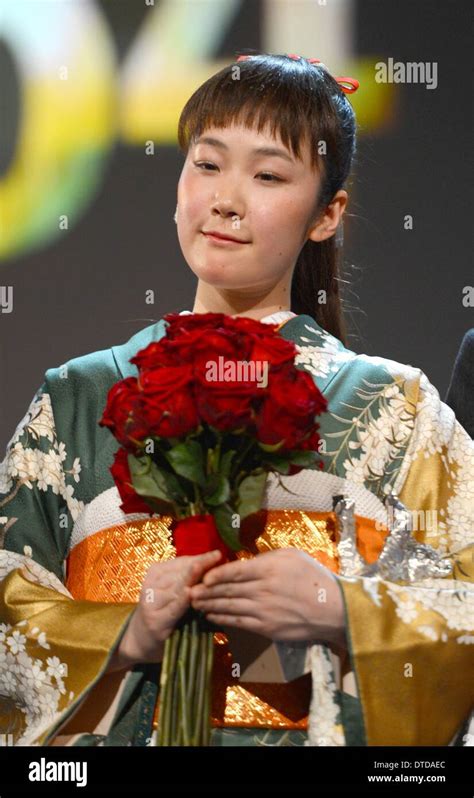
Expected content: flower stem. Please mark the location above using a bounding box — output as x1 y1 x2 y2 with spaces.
156 628 181 745
156 608 216 746
230 436 255 480
177 623 190 745
187 618 199 733
154 636 171 746
213 436 221 473
192 631 208 745
202 631 214 745
175 668 182 746
170 657 180 744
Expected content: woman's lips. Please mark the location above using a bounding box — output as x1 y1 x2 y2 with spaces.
201 231 250 246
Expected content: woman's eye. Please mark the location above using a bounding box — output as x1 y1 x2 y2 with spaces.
194 161 217 171
257 172 283 182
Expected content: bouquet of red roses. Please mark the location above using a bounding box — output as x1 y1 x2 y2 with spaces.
99 312 327 745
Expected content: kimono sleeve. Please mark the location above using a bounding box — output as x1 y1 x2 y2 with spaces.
0 384 136 746
335 369 474 746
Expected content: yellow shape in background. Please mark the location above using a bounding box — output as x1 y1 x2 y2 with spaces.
0 1 116 260
120 56 396 145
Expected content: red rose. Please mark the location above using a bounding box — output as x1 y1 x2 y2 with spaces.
194 375 257 432
194 344 270 432
188 330 247 369
130 340 176 370
163 312 227 340
222 315 278 336
110 448 152 515
139 364 193 394
256 367 327 449
99 377 149 451
139 364 198 437
248 334 297 369
298 425 326 451
222 316 296 367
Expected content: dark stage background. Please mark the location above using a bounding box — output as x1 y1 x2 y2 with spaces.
0 0 472 450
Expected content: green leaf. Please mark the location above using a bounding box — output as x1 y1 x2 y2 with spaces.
260 449 319 475
262 456 291 475
236 471 268 519
213 504 242 552
144 496 177 515
157 466 189 502
220 449 236 478
288 450 319 467
128 454 166 499
128 454 185 504
204 473 230 506
164 441 206 487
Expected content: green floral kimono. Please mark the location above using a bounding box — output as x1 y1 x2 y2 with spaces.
0 312 472 747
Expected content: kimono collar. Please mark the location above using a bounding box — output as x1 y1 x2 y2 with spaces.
178 309 297 326
111 318 168 380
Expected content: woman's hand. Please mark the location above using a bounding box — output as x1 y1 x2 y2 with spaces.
189 548 347 649
107 550 222 672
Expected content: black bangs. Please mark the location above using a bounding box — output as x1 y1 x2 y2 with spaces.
177 53 351 174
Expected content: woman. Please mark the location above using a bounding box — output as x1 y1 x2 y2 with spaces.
0 53 472 748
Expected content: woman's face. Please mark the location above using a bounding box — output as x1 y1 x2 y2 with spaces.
176 122 324 294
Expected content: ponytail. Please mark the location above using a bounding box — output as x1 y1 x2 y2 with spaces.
291 237 348 346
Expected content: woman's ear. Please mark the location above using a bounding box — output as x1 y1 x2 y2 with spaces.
307 190 348 244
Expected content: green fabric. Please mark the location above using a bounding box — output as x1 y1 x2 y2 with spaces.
103 664 161 747
209 727 308 747
339 691 366 746
74 733 106 746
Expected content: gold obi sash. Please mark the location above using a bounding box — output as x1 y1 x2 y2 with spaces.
65 510 388 730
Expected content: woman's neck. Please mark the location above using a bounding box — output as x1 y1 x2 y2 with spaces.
192 281 292 321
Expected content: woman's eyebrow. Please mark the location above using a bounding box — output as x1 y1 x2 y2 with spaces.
194 136 295 164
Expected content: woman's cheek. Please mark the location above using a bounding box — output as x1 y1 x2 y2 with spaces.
180 189 203 222
178 170 206 215
261 199 301 244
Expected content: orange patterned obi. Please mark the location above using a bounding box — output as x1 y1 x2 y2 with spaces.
65 509 388 730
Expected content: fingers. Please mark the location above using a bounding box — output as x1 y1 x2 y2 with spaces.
191 596 259 617
142 551 224 614
190 580 255 600
147 550 222 585
186 550 223 586
202 558 260 586
204 613 263 632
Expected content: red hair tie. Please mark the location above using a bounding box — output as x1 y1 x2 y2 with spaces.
236 53 360 95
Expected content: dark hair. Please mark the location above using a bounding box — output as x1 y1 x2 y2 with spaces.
177 52 357 345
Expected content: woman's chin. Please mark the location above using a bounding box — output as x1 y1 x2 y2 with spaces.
190 261 250 288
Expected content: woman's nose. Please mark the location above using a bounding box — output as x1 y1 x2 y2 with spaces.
211 193 244 220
